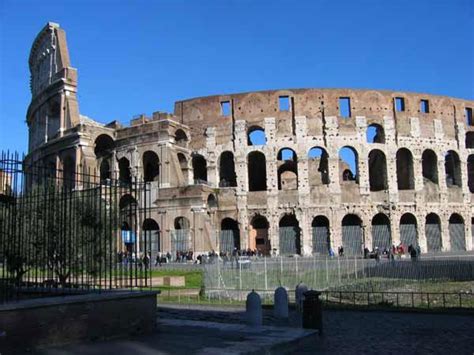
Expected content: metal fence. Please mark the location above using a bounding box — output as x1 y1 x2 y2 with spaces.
203 255 474 299
0 151 153 304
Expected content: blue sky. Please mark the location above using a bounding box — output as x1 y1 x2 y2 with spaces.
1 0 473 154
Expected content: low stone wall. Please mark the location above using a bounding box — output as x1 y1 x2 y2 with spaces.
0 290 158 353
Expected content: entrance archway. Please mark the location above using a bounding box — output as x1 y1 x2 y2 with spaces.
279 214 301 255
250 215 270 255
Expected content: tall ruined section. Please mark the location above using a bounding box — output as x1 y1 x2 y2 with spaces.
25 22 82 176
24 23 474 259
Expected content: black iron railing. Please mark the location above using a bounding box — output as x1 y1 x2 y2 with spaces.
0 151 154 304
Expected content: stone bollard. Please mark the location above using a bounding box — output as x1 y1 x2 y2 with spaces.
295 282 308 312
246 290 262 326
274 287 289 319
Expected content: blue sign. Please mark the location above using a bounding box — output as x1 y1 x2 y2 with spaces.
121 230 136 244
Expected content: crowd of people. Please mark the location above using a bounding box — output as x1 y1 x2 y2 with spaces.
117 242 423 268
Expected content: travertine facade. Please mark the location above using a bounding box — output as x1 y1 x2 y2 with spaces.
25 23 474 257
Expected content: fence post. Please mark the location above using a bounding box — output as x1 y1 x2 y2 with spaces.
337 257 341 285
264 256 268 291
325 256 329 285
239 260 242 291
217 257 221 289
459 293 462 308
295 256 298 281
355 256 358 279
280 256 283 282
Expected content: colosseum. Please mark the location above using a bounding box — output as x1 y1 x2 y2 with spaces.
25 23 474 259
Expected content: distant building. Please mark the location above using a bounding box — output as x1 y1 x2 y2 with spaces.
24 23 474 259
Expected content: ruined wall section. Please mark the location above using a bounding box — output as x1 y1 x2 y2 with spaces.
173 89 474 254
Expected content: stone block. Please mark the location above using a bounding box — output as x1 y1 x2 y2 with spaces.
164 276 185 287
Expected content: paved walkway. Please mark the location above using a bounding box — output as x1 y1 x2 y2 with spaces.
38 305 474 354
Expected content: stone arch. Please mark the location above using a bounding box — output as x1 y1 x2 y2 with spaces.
339 146 358 183
445 150 462 188
142 218 161 256
366 123 385 143
173 216 190 253
396 148 414 190
465 132 474 149
279 214 301 255
143 151 160 182
400 213 418 247
449 213 466 251
277 148 298 190
312 216 330 255
341 214 363 255
119 194 138 244
425 213 442 252
468 155 474 193
248 151 267 191
207 194 218 209
192 154 207 183
220 218 240 252
175 129 188 147
248 126 266 146
422 149 438 185
99 160 111 182
368 149 388 191
371 213 391 250
308 147 329 185
94 134 114 158
219 151 237 187
250 215 270 255
118 157 132 185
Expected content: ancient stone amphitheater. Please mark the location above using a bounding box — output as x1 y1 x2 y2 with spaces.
25 23 474 258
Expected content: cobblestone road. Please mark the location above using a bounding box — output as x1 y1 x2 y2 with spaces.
158 305 474 354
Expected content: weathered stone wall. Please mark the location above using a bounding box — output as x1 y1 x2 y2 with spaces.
0 291 158 353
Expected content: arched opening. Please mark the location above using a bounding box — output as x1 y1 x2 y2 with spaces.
279 214 301 255
142 219 160 259
99 160 111 182
466 132 474 149
422 150 438 185
312 216 330 255
445 150 462 188
220 218 240 252
118 157 131 186
400 213 418 247
468 155 474 193
120 221 134 252
120 194 137 250
368 149 388 191
308 147 329 185
94 134 114 158
173 216 190 253
425 213 442 252
248 126 266 146
339 146 358 183
277 148 298 190
192 154 207 183
371 213 391 250
250 215 270 255
177 153 188 184
248 151 267 191
396 148 414 190
62 156 75 189
366 124 385 143
219 151 237 187
449 214 466 251
341 214 363 255
143 151 160 183
175 129 188 147
207 194 217 209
